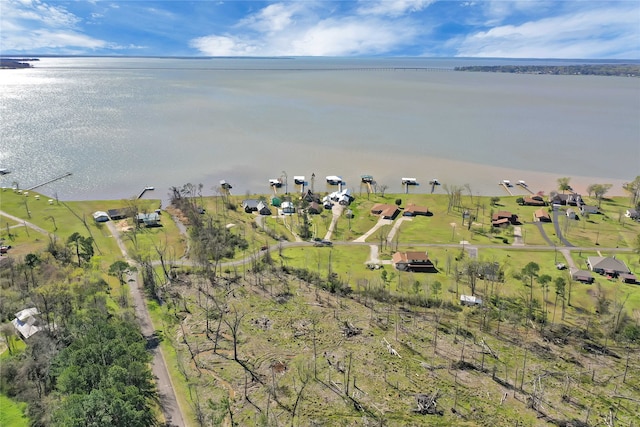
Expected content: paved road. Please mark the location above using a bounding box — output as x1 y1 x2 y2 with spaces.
107 222 186 427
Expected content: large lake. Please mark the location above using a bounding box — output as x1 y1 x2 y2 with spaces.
1 57 638 203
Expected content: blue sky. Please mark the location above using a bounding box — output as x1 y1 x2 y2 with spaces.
1 0 639 58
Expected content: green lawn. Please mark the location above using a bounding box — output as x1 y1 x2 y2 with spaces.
0 393 29 427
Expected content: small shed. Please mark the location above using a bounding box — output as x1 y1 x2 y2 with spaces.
271 197 282 207
92 211 110 223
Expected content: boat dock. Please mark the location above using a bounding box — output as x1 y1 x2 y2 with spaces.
137 186 154 199
500 182 514 196
517 181 534 194
25 172 72 191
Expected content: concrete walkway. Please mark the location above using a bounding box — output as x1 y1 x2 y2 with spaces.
386 216 412 243
353 217 392 243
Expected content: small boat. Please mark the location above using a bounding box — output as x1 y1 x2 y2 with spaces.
0 168 10 175
518 180 527 187
402 177 419 185
429 179 440 185
502 180 512 187
293 176 305 185
269 178 283 187
361 175 374 183
220 180 232 190
326 175 342 185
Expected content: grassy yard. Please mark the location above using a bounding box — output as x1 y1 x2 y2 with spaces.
0 393 29 427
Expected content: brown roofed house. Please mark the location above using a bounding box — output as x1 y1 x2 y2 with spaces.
523 195 546 206
392 251 436 272
404 203 431 217
534 208 551 222
491 211 518 227
371 203 400 220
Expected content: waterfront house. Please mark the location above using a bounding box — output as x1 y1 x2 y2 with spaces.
523 195 546 206
392 251 436 272
371 203 400 220
256 201 272 216
534 208 551 222
242 199 260 213
491 211 518 226
281 201 295 215
136 212 160 227
308 202 322 215
107 208 132 220
404 203 431 217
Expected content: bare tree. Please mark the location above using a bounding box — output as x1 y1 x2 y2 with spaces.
225 306 245 361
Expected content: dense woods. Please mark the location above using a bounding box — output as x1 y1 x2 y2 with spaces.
0 236 158 426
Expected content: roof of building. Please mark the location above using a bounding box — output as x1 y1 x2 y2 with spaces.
535 208 551 220
12 307 42 339
587 256 630 274
392 251 430 263
404 203 429 215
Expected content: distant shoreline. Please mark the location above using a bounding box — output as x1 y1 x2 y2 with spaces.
454 64 640 77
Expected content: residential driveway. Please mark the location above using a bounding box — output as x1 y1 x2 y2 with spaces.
533 221 554 246
106 222 186 427
353 217 393 243
386 216 412 243
552 209 574 247
323 203 345 241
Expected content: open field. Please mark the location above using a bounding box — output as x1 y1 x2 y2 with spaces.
1 186 639 426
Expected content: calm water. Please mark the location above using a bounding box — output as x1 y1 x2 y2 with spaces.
1 57 638 202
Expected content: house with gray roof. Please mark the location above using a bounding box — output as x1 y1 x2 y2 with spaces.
587 256 631 277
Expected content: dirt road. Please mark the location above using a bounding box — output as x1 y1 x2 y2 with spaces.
107 222 186 427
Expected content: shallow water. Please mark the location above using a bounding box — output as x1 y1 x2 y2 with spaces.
1 57 638 202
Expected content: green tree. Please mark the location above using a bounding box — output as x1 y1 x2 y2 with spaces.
66 232 94 266
557 177 572 194
622 176 640 206
588 183 613 207
108 261 135 287
24 253 40 288
490 196 500 206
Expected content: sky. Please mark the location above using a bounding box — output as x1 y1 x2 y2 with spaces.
1 0 639 59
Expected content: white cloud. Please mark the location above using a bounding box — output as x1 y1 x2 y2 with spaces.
357 0 434 17
191 1 424 56
290 18 416 56
240 3 301 33
190 35 258 56
456 6 640 58
0 0 114 52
